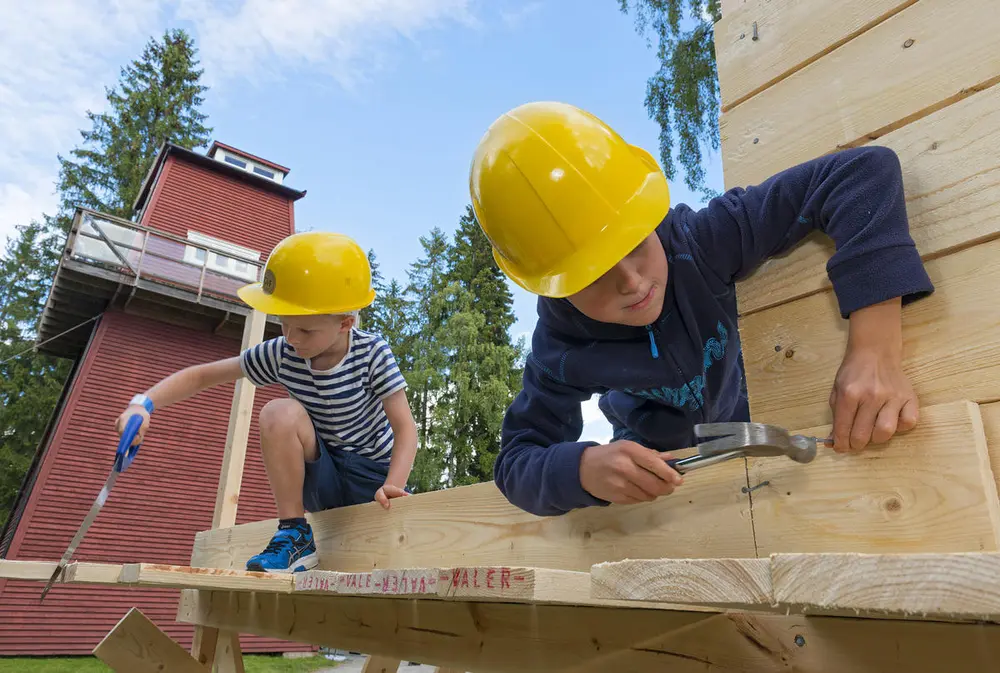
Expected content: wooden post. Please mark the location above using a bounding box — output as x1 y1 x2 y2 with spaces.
361 655 401 673
191 309 266 671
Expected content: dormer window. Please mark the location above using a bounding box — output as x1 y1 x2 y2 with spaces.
208 142 288 185
183 231 262 283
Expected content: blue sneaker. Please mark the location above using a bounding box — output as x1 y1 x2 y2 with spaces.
245 525 319 573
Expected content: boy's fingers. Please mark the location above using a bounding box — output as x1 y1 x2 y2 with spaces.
850 398 882 451
832 391 859 453
871 399 903 445
633 448 683 486
899 397 919 432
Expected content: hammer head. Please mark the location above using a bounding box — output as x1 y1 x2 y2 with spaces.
694 422 819 464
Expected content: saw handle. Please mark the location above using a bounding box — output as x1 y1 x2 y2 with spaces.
114 413 144 473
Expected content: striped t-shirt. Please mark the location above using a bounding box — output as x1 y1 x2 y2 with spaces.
240 329 407 463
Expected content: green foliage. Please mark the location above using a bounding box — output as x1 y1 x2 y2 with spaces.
57 28 212 218
618 0 722 197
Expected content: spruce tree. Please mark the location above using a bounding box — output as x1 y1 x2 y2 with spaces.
57 28 212 219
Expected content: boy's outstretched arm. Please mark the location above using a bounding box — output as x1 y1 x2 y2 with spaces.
114 357 245 445
377 389 417 509
683 145 934 453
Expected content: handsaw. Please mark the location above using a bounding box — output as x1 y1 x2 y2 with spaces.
39 413 144 601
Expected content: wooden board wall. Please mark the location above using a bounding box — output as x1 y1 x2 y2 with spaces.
718 0 1000 457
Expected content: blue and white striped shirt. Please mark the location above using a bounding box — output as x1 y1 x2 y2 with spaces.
240 329 407 463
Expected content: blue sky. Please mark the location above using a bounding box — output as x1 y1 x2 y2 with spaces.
2 0 723 440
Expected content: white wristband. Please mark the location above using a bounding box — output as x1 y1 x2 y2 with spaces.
130 394 154 414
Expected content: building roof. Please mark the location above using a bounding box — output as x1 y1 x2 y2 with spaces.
207 141 291 173
131 142 307 216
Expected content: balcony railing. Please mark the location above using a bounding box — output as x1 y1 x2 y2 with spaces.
68 209 265 305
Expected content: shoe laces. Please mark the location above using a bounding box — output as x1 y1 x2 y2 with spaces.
263 528 299 555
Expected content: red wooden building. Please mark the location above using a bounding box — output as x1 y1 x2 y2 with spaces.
0 141 314 655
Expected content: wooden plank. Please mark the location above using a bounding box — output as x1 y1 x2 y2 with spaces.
176 588 717 672
190 457 753 573
94 607 207 673
214 632 245 673
735 84 1000 316
772 552 1000 620
591 558 771 608
121 563 294 593
179 589 1000 672
984 401 1000 498
362 656 400 673
719 0 1000 191
719 0 746 17
213 307 266 529
740 238 1000 429
0 559 121 583
749 400 1000 555
716 0 915 111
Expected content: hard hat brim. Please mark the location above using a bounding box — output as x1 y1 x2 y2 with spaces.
495 171 670 298
237 283 375 316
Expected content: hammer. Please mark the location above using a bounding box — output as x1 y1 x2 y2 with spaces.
666 422 827 474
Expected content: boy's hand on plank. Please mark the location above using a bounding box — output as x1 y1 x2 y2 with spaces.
830 298 919 453
579 440 683 505
375 483 409 510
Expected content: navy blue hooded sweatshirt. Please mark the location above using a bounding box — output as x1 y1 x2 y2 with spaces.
495 146 935 517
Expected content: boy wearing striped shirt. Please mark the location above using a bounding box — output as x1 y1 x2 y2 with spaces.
114 232 417 573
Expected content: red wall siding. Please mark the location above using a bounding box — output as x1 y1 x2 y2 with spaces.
140 156 293 256
0 311 309 655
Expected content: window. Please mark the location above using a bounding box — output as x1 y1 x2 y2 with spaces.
253 166 276 179
182 231 261 283
224 155 248 169
214 149 284 184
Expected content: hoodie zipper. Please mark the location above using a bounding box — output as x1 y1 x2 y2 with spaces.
646 322 707 422
645 325 660 359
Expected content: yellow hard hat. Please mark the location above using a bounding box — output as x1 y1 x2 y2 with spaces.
238 231 376 315
469 101 670 298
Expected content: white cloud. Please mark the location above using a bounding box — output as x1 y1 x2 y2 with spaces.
500 1 541 28
580 394 613 444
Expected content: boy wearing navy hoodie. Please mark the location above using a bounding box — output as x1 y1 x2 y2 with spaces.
468 101 934 517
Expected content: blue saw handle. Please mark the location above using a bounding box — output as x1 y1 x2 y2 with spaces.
114 414 144 473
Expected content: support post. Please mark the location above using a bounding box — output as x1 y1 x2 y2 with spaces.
361 655 401 673
191 309 266 671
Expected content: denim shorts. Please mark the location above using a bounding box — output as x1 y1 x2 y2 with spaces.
302 433 390 512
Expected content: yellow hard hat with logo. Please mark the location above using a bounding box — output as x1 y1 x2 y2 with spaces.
238 231 375 315
469 101 671 298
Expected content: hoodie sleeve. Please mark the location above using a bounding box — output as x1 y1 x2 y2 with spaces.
494 354 609 517
678 145 934 318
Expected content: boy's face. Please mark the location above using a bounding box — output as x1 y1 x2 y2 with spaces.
280 314 353 359
566 232 668 327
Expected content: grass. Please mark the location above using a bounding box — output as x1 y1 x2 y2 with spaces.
0 654 342 672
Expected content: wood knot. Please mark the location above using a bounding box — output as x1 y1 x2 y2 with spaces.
884 497 902 513
583 530 592 541
930 141 939 150
398 533 406 543
784 348 795 359
903 38 915 48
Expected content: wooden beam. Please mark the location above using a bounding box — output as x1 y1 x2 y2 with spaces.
189 456 753 573
361 656 400 673
739 239 1000 430
177 589 713 672
750 400 1000 555
0 559 122 583
718 0 1000 191
984 401 1000 497
178 588 1000 672
591 558 771 608
772 552 1000 620
94 607 207 673
121 563 294 593
734 83 1000 316
715 0 915 111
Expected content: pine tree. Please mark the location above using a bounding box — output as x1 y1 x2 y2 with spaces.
0 221 73 528
57 29 212 219
617 0 722 197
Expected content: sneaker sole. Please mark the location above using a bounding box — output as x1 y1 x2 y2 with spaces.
249 551 320 574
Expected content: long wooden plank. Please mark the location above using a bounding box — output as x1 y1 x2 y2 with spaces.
985 401 1000 497
719 0 1000 191
773 552 1000 620
189 457 753 573
591 558 771 608
0 559 122 583
735 84 1000 316
740 238 1000 430
94 607 207 673
716 0 915 111
178 589 711 672
121 563 294 593
749 400 1000 555
362 656 400 673
180 589 1000 672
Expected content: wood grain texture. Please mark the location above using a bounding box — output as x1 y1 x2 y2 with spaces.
740 238 1000 429
120 563 294 593
0 560 121 583
190 458 753 573
772 552 1000 619
93 607 207 673
716 0 915 111
749 401 1000 555
719 0 1000 191
735 84 1000 316
984 402 1000 498
591 558 771 607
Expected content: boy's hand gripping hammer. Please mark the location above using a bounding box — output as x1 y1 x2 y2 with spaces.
666 422 826 474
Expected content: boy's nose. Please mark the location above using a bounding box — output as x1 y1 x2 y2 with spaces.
613 261 644 295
